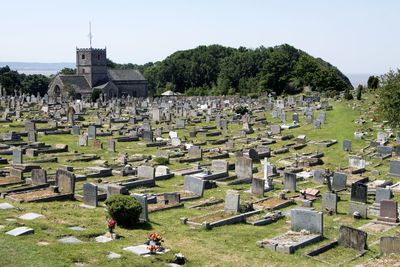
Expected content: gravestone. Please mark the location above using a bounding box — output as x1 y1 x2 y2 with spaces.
343 140 351 152
24 120 36 132
349 203 367 219
313 168 325 184
73 126 80 136
188 146 202 159
292 113 299 122
313 119 321 129
107 138 116 152
338 225 367 251
317 111 326 124
107 184 128 198
351 182 368 203
28 131 37 142
380 236 400 255
12 148 23 164
332 172 347 190
270 125 281 134
132 193 149 222
88 125 96 139
376 188 392 204
280 112 286 122
184 175 205 196
248 148 260 163
142 131 153 142
284 172 296 192
306 115 313 124
83 183 98 208
164 192 180 204
224 190 240 213
55 169 76 194
171 138 181 146
235 157 253 179
291 210 323 235
176 119 185 129
93 139 102 150
251 178 265 197
78 135 88 146
349 157 366 169
155 166 170 176
389 160 400 177
31 169 47 185
322 192 338 214
137 166 155 179
212 160 228 174
378 200 398 223
377 146 393 155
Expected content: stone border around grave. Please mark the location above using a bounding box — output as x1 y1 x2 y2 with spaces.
304 240 368 265
253 196 295 210
149 203 184 213
258 233 323 254
5 192 74 203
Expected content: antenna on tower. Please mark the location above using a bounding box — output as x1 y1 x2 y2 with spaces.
88 22 93 48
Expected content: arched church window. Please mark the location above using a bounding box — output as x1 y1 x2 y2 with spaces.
82 54 85 60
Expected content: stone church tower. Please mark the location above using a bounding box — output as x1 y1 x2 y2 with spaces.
76 48 108 87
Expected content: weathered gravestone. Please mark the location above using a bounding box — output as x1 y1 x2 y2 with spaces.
317 111 326 124
137 166 155 180
55 169 76 194
107 138 115 152
270 125 281 134
291 210 323 235
343 140 351 152
292 113 299 123
184 175 205 196
378 200 399 223
83 183 98 208
251 178 265 197
155 166 170 176
78 135 88 146
313 168 325 184
171 138 181 146
93 139 102 150
176 119 185 129
235 157 253 180
164 192 180 204
349 203 367 219
284 172 296 192
188 146 202 159
322 192 338 214
349 157 366 170
332 172 347 190
31 169 47 185
107 184 128 198
212 160 229 174
248 148 260 163
338 225 367 251
132 193 149 222
88 125 96 139
73 126 80 136
142 131 153 142
388 160 400 177
28 131 37 142
12 148 22 164
224 190 240 213
380 236 400 255
377 146 393 155
351 182 368 203
313 119 321 129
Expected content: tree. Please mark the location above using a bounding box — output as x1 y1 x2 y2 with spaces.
356 84 362 100
367 75 379 89
91 89 102 102
60 68 76 75
377 69 400 127
344 89 353 100
21 74 50 96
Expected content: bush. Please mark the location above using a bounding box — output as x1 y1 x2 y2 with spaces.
154 157 169 165
91 89 102 102
233 105 249 115
344 89 353 100
105 195 142 227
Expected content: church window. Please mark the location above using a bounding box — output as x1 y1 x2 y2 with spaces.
98 55 100 60
82 54 85 60
82 69 85 73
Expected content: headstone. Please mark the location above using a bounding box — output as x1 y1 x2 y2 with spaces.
12 148 22 164
28 131 37 142
137 166 155 179
171 138 181 146
291 210 323 235
176 119 185 129
188 146 202 159
6 227 34 236
380 236 400 255
251 178 265 197
389 160 400 177
73 126 80 136
142 131 153 142
184 175 205 196
338 225 367 251
107 138 116 152
332 172 347 190
88 125 96 139
270 125 281 134
343 140 351 152
317 111 326 124
351 182 368 203
313 119 321 129
248 148 260 163
377 146 393 155
313 168 325 184
378 200 398 223
107 184 128 198
349 157 366 169
235 157 253 180
55 169 76 194
212 160 229 174
31 169 47 185
322 192 338 214
155 166 170 176
83 183 98 208
164 192 180 204
132 193 149 222
349 203 367 219
284 172 296 192
376 188 392 204
292 113 299 122
93 139 103 150
224 190 240 213
78 135 88 146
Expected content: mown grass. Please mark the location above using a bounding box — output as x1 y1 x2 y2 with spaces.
0 93 399 266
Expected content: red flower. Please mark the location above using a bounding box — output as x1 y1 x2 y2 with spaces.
108 220 117 229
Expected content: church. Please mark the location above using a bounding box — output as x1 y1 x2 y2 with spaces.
47 47 148 100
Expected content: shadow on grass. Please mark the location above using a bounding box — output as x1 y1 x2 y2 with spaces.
121 221 154 230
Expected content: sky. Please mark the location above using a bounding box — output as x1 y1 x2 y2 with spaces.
0 0 399 75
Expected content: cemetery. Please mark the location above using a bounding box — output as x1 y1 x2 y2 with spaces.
1 91 400 266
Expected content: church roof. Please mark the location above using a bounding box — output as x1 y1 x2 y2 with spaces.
59 75 91 90
107 69 146 81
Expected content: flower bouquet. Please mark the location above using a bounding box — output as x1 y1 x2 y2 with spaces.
146 233 165 254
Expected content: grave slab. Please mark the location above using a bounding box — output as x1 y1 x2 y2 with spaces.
18 212 43 220
6 226 34 236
